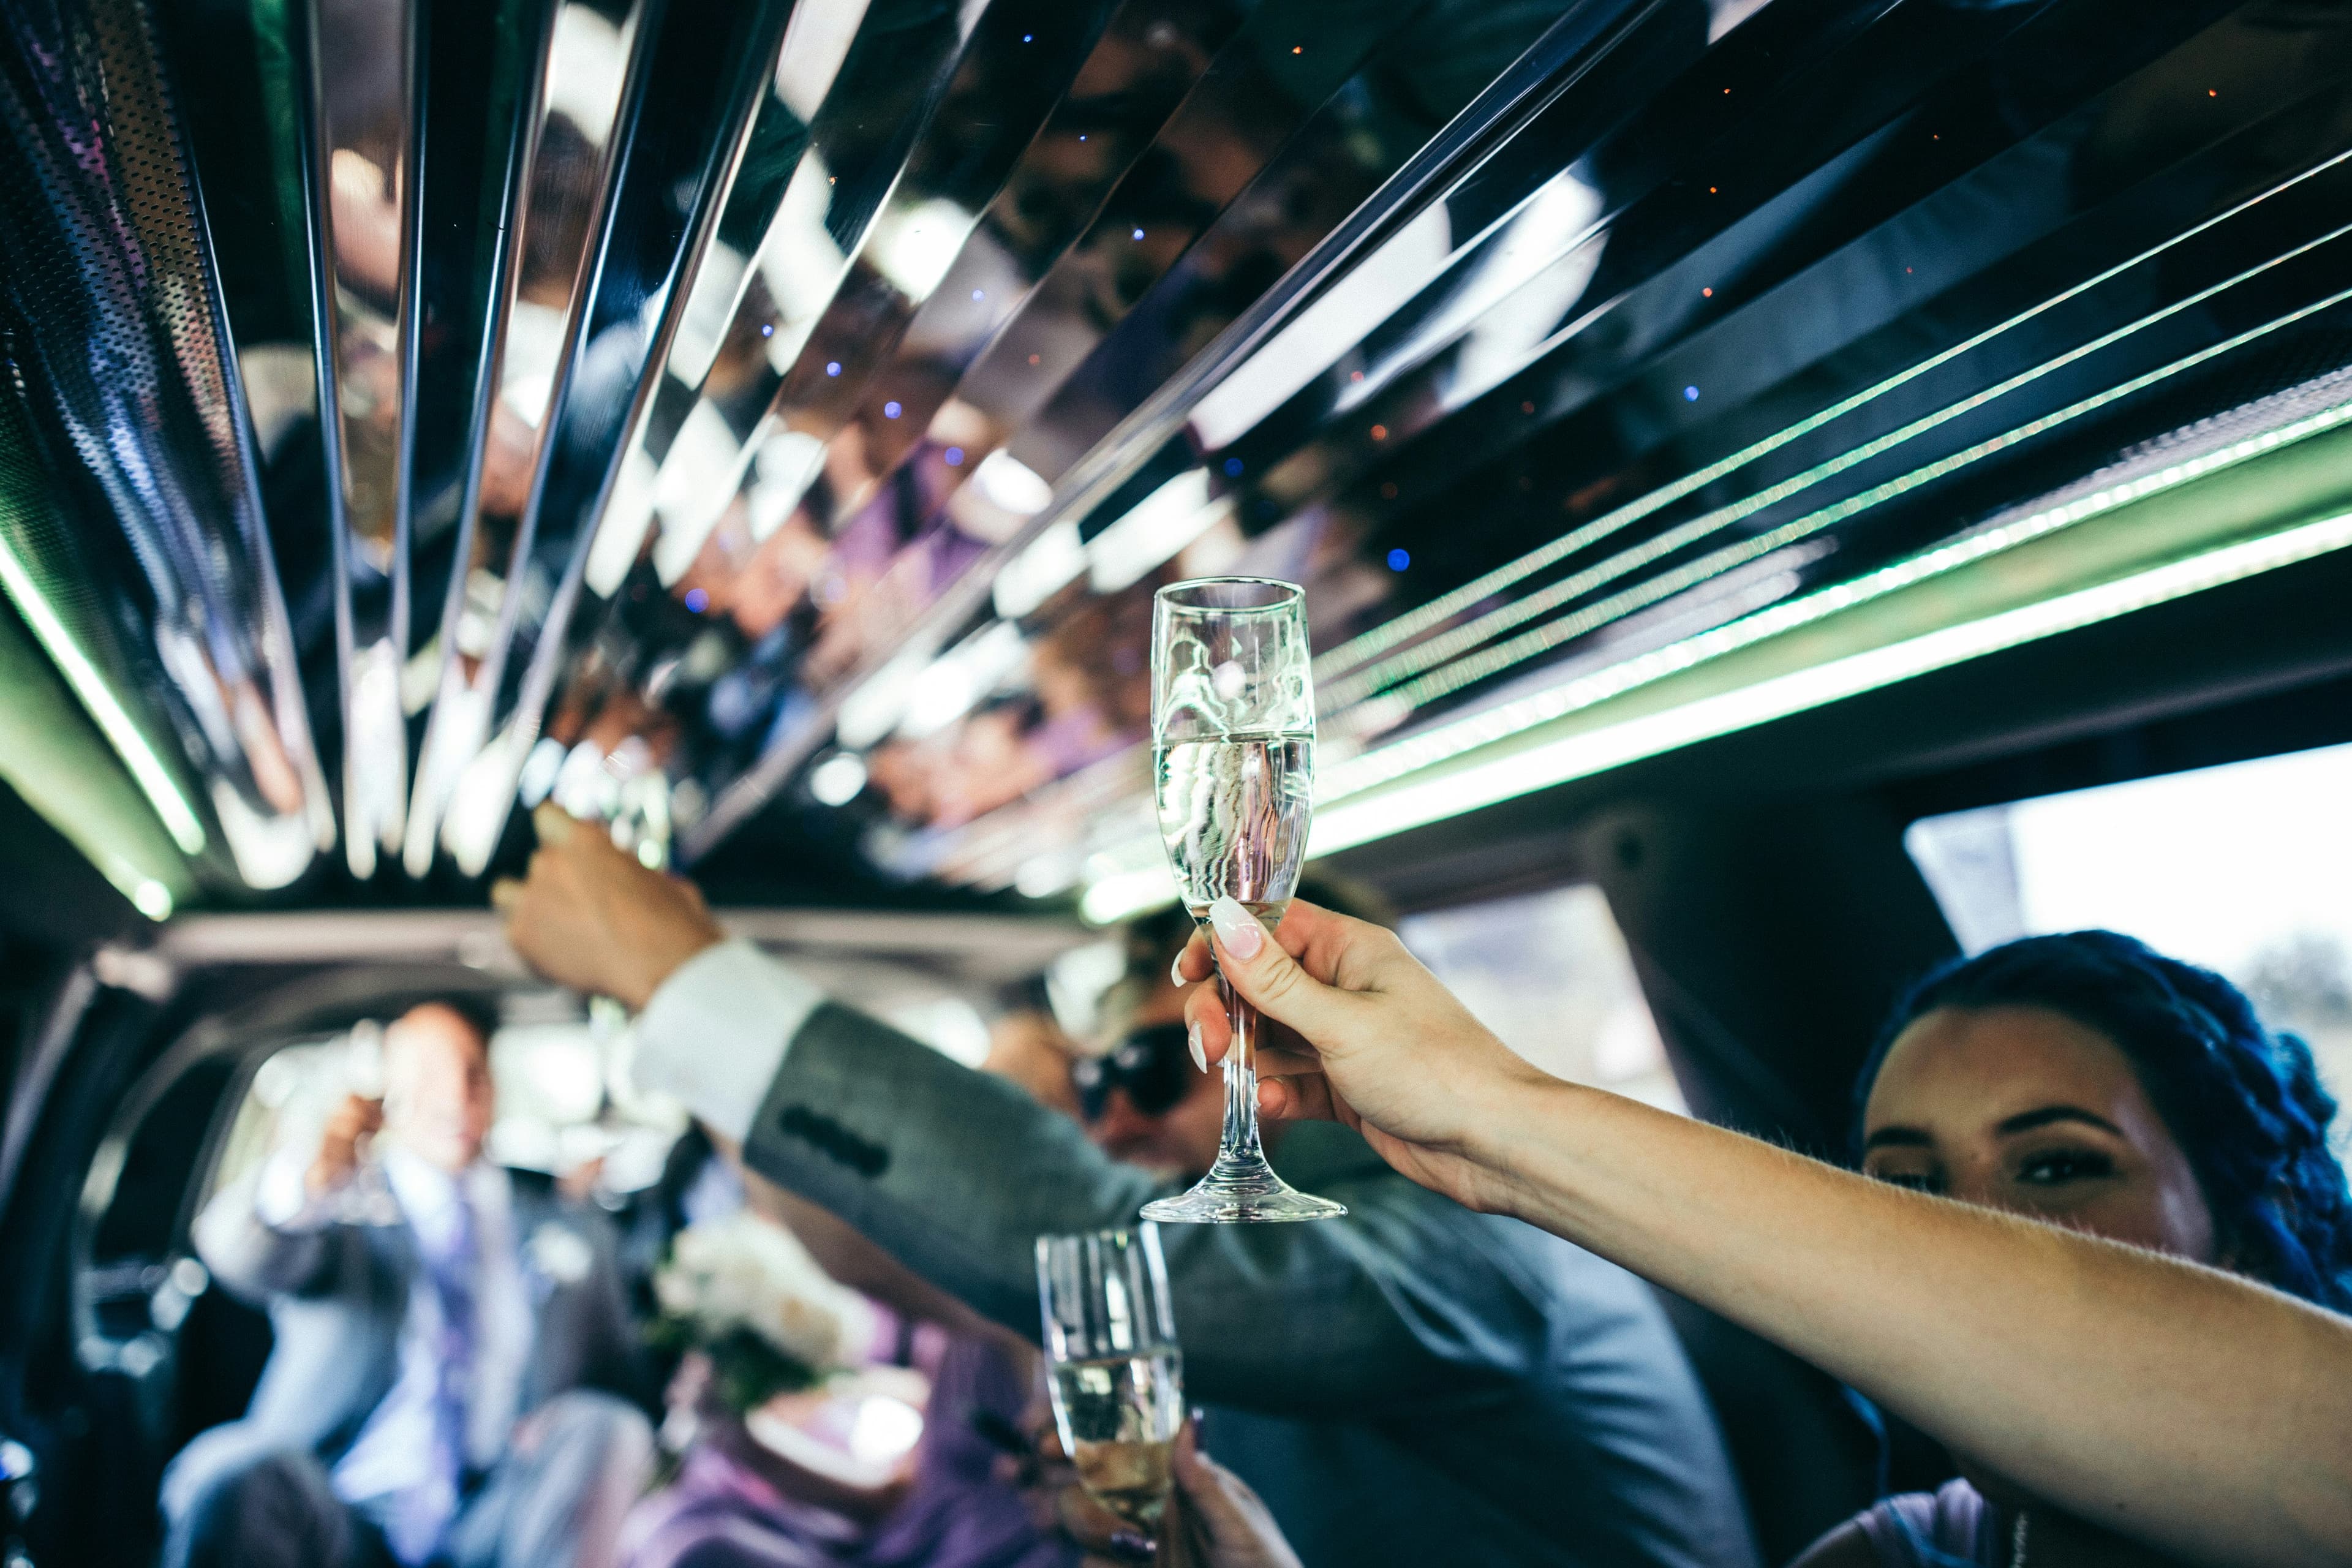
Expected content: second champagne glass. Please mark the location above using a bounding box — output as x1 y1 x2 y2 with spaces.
1036 1226 1186 1531
1140 578 1344 1223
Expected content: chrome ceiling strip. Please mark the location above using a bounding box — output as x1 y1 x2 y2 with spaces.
1191 0 1924 491
0 0 333 891
679 0 1610 858
477 0 995 863
864 0 2348 891
1297 0 2283 685
1322 147 2352 712
812 0 1246 528
486 0 978 851
1363 248 2352 724
993 0 1664 543
609 0 987 590
299 0 424 878
404 0 655 876
556 0 850 619
698 0 1126 540
1302 23 2352 707
528 0 1238 853
440 0 806 874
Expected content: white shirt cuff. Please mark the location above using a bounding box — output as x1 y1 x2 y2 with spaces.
254 1147 336 1232
632 938 821 1144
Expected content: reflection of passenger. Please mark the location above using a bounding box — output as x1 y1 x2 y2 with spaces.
502 818 1760 1568
163 1000 652 1568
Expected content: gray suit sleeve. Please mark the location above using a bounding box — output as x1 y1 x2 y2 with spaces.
741 1005 1550 1417
191 1172 341 1303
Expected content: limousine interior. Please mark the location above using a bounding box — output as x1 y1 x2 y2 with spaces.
4 0 2351 1561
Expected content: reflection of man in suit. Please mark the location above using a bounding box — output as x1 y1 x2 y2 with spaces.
162 1000 652 1568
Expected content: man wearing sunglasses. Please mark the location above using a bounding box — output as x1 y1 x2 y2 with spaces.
502 813 1758 1568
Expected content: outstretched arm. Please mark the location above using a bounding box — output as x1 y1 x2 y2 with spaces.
1180 896 2352 1568
497 810 1534 1418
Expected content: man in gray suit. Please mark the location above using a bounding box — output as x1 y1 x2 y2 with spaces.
500 809 1759 1568
163 999 653 1568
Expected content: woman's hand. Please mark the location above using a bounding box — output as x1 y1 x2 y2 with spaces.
1166 1423 1301 1568
1177 896 1550 1213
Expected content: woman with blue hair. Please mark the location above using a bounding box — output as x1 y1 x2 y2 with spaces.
1175 897 2352 1568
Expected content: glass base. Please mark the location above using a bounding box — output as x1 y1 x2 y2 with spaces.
1140 1154 1346 1224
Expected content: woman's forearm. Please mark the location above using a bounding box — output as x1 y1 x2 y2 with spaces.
1472 1079 2352 1568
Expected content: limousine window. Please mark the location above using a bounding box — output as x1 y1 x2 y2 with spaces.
1907 739 2352 1101
1404 884 1687 1114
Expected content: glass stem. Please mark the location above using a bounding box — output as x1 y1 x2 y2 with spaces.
1219 970 1265 1163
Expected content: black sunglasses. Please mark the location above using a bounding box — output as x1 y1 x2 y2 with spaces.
1071 1023 1194 1121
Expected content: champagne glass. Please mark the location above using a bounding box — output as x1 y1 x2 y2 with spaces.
1036 1226 1185 1531
338 1019 401 1226
1140 578 1345 1223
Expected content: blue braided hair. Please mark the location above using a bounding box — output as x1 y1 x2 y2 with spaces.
1856 930 2352 1311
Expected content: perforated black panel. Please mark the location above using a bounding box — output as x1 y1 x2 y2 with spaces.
0 0 326 886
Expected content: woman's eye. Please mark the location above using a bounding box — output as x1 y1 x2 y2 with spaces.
2015 1148 2116 1186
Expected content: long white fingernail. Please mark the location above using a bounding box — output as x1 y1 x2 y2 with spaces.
1187 1020 1207 1074
1170 950 1188 988
1207 896 1262 960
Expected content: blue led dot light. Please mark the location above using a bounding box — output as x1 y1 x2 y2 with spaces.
1131 227 1145 241
1683 385 1699 401
826 361 842 377
759 323 772 337
684 588 709 612
971 288 984 301
944 446 965 466
883 401 902 419
1387 548 1410 571
1223 457 1243 477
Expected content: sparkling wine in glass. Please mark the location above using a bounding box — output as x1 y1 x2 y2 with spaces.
1140 578 1345 1223
1036 1226 1186 1529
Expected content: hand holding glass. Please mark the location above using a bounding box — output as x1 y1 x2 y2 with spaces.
1144 578 1343 1222
1036 1226 1186 1530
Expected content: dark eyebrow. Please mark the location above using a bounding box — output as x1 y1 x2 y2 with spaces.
1996 1106 2124 1138
1861 1127 1932 1152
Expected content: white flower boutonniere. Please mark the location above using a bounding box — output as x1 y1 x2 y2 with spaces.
650 1212 873 1412
527 1221 595 1286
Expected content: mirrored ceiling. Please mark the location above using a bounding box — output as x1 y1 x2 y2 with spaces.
6 0 2352 922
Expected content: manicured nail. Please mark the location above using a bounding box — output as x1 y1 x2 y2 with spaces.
1169 949 1188 988
1207 896 1262 960
1187 1020 1207 1074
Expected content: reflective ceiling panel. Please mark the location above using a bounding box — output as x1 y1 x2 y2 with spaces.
404 0 652 875
300 0 423 876
8 0 2352 917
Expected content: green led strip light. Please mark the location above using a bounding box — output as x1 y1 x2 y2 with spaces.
1323 222 2352 710
1311 148 2352 684
0 597 192 921
1352 283 2352 718
1318 388 2352 804
1077 398 2352 923
1308 508 2352 859
0 533 208 857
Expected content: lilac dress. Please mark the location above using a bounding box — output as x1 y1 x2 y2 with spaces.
621 1332 1076 1568
1853 1480 2013 1568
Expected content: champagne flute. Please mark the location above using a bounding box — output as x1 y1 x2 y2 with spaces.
339 1019 401 1226
1036 1226 1185 1531
1140 578 1345 1223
